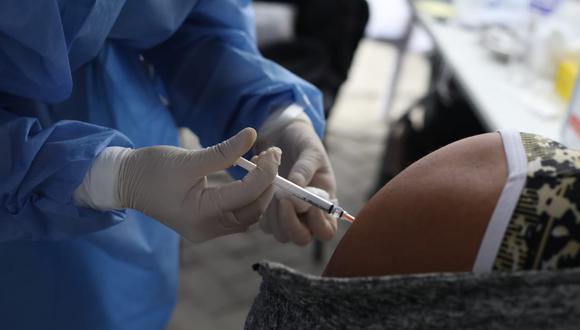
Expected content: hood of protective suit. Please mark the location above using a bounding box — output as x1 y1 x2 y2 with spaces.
0 0 198 103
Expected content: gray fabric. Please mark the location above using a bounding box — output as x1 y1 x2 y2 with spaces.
245 261 580 329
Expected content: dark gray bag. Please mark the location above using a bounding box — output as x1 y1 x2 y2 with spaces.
245 261 580 329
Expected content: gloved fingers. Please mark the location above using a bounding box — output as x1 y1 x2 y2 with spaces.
232 185 275 227
259 200 274 234
288 148 323 187
259 197 290 244
265 191 291 243
289 186 336 241
306 171 337 198
304 186 331 204
287 192 311 214
305 207 337 242
177 206 250 243
194 128 257 174
216 147 281 211
258 216 271 234
278 198 312 246
270 208 290 244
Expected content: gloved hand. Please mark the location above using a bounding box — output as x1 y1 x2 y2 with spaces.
256 110 338 246
75 128 281 243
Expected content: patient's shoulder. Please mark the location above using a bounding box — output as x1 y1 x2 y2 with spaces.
324 133 507 277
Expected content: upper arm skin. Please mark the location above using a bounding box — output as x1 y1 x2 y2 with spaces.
323 133 507 277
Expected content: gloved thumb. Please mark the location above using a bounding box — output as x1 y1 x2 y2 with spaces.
288 148 320 187
197 127 257 173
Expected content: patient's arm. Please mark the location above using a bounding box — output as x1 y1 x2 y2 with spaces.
323 133 507 277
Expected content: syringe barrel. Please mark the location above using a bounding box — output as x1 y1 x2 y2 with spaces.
235 157 334 213
273 176 334 213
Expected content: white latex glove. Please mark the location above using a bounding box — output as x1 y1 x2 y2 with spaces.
256 107 338 246
74 128 281 243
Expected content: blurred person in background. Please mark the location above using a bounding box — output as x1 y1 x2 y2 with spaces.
256 0 369 117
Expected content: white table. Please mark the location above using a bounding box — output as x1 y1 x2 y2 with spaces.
416 13 567 142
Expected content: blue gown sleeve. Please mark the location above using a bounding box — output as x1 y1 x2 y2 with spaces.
0 109 133 241
144 0 325 148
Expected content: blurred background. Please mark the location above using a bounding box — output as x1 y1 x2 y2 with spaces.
169 0 580 328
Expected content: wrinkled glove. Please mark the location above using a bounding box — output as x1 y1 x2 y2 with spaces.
256 107 338 246
74 128 281 243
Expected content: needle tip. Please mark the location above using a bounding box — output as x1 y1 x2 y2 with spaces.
341 212 355 223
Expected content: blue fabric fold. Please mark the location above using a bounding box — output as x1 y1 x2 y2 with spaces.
0 0 325 328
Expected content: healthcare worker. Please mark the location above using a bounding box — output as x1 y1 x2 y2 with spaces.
0 1 337 329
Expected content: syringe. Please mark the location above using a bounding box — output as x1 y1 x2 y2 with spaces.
235 157 355 223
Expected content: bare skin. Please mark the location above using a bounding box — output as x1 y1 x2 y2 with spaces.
323 133 507 277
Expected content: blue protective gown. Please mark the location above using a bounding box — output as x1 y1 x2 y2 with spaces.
0 1 324 329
